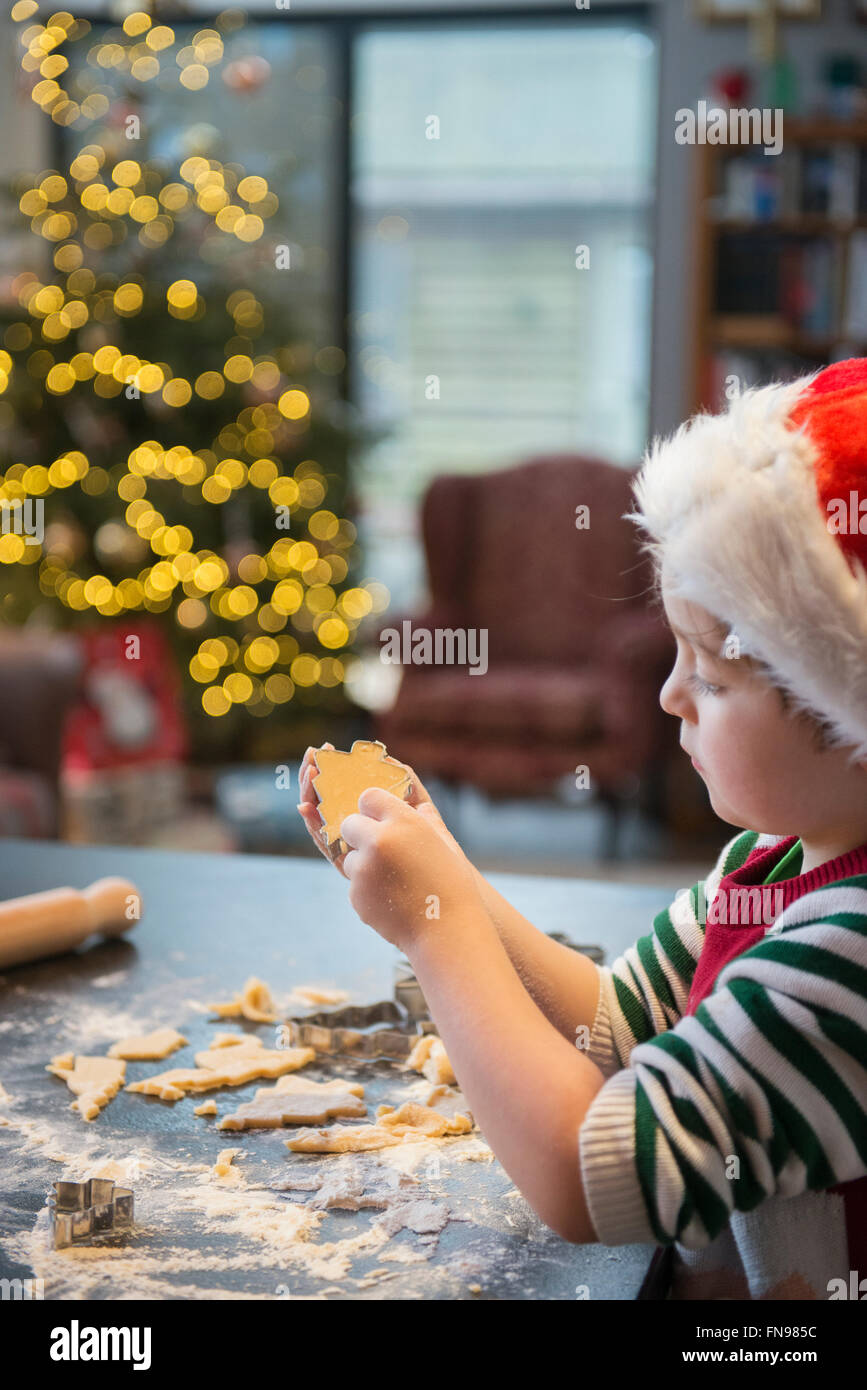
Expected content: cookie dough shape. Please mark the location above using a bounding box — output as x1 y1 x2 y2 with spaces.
312 740 412 848
213 1147 242 1178
107 1026 188 1060
424 1084 473 1124
46 1053 126 1121
285 1099 472 1153
218 1075 366 1131
194 1100 218 1117
406 1035 456 1086
208 977 277 1023
288 985 349 1008
126 1035 315 1102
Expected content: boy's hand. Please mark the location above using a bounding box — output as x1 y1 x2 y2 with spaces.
339 787 484 949
296 742 349 871
296 744 465 876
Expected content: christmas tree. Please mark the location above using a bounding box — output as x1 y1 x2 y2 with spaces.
0 4 384 758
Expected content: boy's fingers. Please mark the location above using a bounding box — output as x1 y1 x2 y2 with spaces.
356 786 414 820
338 811 370 849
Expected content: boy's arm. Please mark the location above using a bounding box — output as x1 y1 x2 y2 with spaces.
408 902 607 1244
470 830 755 1069
467 866 602 1040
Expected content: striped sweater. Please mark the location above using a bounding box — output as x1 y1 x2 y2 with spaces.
577 828 867 1300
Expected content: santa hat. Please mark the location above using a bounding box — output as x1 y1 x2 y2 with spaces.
626 357 867 766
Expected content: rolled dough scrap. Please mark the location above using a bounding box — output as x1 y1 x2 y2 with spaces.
126 1036 315 1101
46 1053 126 1121
374 1199 450 1238
218 1075 366 1131
283 1159 419 1211
285 1100 472 1153
213 1147 242 1177
424 1084 473 1124
107 1026 188 1060
194 1100 218 1116
311 740 412 847
406 1035 456 1086
208 976 276 1023
376 1101 472 1137
286 1125 403 1153
287 985 350 1008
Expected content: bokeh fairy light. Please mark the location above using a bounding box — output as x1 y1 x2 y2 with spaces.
1 3 385 726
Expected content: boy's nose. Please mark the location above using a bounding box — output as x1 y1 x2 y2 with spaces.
659 670 694 723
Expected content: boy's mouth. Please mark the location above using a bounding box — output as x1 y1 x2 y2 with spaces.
681 740 703 773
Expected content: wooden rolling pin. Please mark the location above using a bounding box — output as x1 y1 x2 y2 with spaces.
0 878 142 969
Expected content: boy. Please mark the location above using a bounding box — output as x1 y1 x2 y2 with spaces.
298 358 867 1299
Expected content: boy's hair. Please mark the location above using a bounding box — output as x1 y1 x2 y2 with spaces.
650 573 838 753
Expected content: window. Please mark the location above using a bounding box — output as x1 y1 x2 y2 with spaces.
350 18 658 608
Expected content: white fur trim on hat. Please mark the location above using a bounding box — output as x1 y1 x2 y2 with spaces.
627 373 867 766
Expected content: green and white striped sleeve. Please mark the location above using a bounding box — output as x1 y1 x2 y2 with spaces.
578 874 867 1248
585 830 759 1079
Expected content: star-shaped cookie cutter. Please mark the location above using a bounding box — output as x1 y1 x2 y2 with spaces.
49 1178 135 1249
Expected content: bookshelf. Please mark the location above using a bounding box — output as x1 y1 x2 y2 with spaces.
692 119 867 412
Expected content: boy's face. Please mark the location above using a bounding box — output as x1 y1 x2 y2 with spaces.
658 582 859 838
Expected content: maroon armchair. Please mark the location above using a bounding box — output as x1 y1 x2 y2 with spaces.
374 454 677 855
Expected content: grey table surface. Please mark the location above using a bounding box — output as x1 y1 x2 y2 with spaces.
0 837 669 1300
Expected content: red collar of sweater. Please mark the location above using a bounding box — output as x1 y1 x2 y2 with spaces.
685 833 867 1015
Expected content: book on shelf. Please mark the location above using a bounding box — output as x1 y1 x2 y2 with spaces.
713 142 865 223
715 233 841 336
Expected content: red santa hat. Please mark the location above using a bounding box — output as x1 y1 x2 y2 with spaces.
627 357 867 765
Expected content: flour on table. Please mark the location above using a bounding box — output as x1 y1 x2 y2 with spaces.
59 1003 155 1049
379 1246 430 1265
108 1027 188 1060
46 1054 126 1121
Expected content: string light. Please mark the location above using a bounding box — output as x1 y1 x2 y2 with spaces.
4 20 382 718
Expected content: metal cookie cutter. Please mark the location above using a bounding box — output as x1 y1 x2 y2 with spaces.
49 1178 134 1250
394 958 429 1022
283 999 436 1061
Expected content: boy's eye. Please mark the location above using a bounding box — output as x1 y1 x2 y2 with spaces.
687 673 723 696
